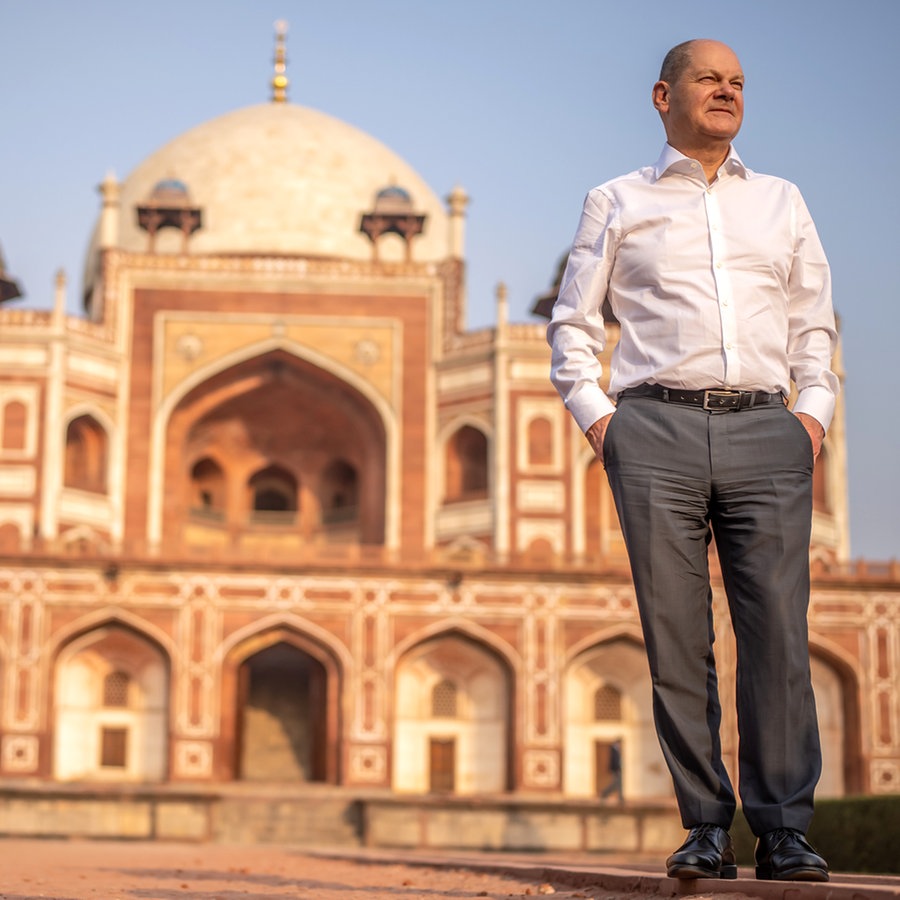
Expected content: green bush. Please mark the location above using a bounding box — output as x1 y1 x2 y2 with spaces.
732 796 900 874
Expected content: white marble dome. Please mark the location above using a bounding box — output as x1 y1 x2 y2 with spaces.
95 102 449 265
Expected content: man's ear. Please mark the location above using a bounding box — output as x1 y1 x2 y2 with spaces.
652 80 669 112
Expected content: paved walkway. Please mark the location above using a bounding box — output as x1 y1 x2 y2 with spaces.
1 839 899 900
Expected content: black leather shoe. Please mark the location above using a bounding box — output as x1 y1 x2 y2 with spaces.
755 828 829 881
666 823 737 879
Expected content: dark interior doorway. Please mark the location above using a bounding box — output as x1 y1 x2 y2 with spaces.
595 738 623 802
237 642 327 781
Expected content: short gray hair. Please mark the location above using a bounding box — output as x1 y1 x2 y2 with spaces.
659 40 698 84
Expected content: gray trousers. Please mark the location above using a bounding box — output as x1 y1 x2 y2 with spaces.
603 395 822 836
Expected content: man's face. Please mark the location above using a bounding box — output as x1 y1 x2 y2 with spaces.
653 41 745 150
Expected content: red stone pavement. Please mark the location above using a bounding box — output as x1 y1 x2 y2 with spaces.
1 840 899 900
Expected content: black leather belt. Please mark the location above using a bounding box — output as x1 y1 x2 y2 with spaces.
619 383 784 411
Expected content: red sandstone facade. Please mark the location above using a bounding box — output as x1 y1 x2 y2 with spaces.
0 99 897 804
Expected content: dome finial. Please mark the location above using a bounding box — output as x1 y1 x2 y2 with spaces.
271 19 289 103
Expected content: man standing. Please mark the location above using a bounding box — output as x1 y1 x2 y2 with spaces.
548 40 836 882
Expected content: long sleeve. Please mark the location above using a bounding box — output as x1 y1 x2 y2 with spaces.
548 147 839 432
547 190 619 432
787 187 840 431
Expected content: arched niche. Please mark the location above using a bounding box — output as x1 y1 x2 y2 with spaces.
64 414 109 494
220 625 343 784
165 349 387 546
52 623 169 782
563 636 670 801
393 631 512 795
444 425 489 503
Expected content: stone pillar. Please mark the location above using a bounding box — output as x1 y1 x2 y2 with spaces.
446 185 469 259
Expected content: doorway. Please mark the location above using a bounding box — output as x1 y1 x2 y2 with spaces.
595 738 623 803
429 737 456 793
237 642 326 781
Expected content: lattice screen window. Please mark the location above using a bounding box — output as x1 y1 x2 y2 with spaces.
103 671 130 707
593 684 622 721
431 679 458 718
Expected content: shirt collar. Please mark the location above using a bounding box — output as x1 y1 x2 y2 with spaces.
653 143 750 181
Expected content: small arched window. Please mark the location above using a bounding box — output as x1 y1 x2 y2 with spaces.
248 465 298 523
64 415 108 493
527 416 553 467
2 400 27 451
190 457 225 519
445 425 488 502
321 459 359 524
0 522 21 552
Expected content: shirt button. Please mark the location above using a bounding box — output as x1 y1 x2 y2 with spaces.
725 342 733 349
716 262 723 269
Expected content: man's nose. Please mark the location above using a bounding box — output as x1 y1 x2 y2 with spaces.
717 80 736 99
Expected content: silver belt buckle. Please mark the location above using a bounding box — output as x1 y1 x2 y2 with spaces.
703 390 740 410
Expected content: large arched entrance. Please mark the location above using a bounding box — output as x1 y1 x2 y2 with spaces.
221 627 342 783
165 349 387 553
237 642 327 781
393 631 512 795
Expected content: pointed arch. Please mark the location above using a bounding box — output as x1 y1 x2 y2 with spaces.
62 404 117 496
215 611 354 671
59 524 113 555
392 624 515 794
562 622 645 668
158 348 388 549
386 617 521 675
189 455 226 519
247 463 298 523
63 403 117 437
47 607 177 663
526 415 554 468
148 336 399 549
443 424 489 502
64 414 109 493
809 633 865 795
218 617 346 783
1 400 27 451
50 615 171 782
563 632 667 800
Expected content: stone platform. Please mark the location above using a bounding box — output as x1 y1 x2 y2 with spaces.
0 781 685 853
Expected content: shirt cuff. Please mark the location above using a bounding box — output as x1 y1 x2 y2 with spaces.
566 383 618 433
793 385 835 433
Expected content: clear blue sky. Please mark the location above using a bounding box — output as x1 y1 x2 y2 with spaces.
1 0 897 560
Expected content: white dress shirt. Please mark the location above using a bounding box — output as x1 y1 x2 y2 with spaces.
548 143 839 433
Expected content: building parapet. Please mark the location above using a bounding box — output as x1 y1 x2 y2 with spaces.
0 308 53 329
1 539 897 586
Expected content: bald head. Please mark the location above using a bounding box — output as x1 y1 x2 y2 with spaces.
659 39 736 86
652 40 745 176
